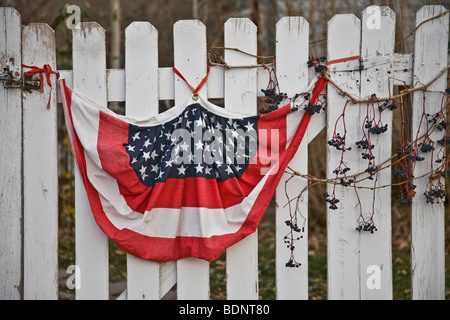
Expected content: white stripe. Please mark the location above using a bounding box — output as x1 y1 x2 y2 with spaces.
70 90 275 239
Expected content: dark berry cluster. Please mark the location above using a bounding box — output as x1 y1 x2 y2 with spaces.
379 101 397 111
260 88 288 114
307 57 327 73
392 169 408 177
420 142 434 153
437 137 450 146
285 220 303 233
410 152 425 162
339 178 354 187
356 139 375 150
445 87 450 94
328 133 350 151
304 103 324 115
285 259 301 268
368 124 388 135
424 188 446 204
356 222 378 233
365 165 377 178
324 192 340 210
333 166 351 175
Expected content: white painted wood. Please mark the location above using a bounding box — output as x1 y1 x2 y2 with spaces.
125 21 162 300
173 19 210 300
411 5 448 300
326 14 362 300
107 69 124 102
0 7 23 300
274 16 309 300
72 22 109 300
224 17 259 300
22 23 58 300
359 6 395 300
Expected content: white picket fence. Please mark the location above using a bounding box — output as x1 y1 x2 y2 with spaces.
0 5 448 300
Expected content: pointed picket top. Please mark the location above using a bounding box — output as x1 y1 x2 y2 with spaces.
274 15 310 301
173 18 210 300
0 6 23 301
22 22 58 300
411 5 448 300
173 19 208 104
224 17 258 300
326 13 362 300
72 20 109 300
125 21 159 119
359 5 395 300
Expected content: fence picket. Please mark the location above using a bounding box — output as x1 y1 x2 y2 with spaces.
326 14 362 300
72 22 109 300
22 23 58 300
274 16 310 300
224 17 259 300
411 5 448 300
173 20 210 300
0 7 22 300
124 21 162 300
359 6 395 299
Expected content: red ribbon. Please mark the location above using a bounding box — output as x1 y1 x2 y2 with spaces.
325 55 361 66
173 66 211 97
22 64 60 109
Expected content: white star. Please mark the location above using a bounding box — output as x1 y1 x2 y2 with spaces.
195 119 203 127
245 122 255 132
127 145 135 152
131 157 137 164
160 144 166 151
235 165 242 172
165 159 174 167
132 132 140 141
178 165 187 175
195 140 203 150
180 142 189 152
151 164 159 173
157 170 164 179
141 173 148 180
195 163 203 173
205 166 212 175
225 166 234 175
142 151 151 161
150 149 158 160
185 119 192 128
139 165 147 175
143 139 152 148
165 132 171 139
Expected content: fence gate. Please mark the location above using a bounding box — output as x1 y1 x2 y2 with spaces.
0 5 448 300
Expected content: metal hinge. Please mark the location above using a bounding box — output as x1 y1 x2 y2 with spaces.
1 58 41 90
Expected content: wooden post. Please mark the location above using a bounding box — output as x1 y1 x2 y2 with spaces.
22 23 59 300
124 21 162 300
359 6 395 300
224 17 259 300
411 5 448 300
72 22 109 300
0 7 23 300
275 16 310 300
173 19 210 300
327 13 361 300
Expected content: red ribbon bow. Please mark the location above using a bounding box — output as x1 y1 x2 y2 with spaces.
22 64 60 109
